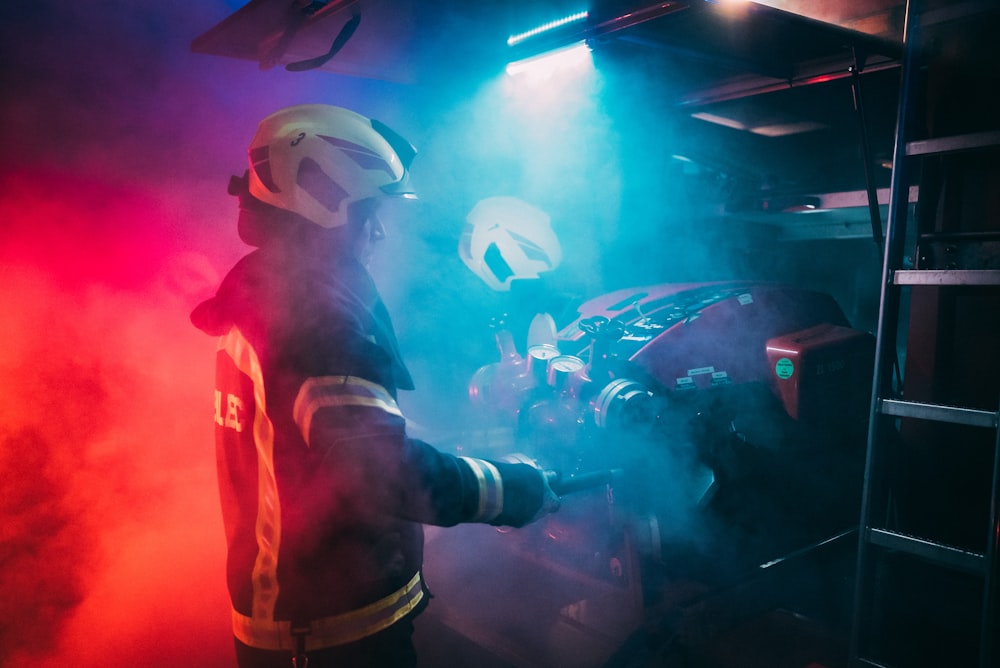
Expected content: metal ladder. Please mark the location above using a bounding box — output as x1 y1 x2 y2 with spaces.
848 1 1000 667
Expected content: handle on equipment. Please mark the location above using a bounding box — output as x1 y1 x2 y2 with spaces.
549 468 624 496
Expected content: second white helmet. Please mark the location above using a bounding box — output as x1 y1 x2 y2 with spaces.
247 104 416 228
459 196 562 292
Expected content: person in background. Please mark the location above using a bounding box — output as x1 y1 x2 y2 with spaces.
459 195 580 355
191 104 559 668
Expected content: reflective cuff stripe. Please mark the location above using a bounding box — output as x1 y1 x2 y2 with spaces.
459 457 504 522
293 375 403 445
232 571 423 651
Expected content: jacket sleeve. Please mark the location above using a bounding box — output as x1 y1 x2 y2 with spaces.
292 374 545 528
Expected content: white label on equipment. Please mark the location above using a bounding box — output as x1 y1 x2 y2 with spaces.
711 371 731 385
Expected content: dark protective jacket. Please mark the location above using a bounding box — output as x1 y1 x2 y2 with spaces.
191 243 545 652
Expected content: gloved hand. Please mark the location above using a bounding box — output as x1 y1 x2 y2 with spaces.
499 453 561 523
532 469 561 522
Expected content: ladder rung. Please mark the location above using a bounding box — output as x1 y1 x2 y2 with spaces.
880 398 998 428
894 269 1000 286
906 129 1000 156
921 1 1000 27
856 657 893 668
867 528 986 575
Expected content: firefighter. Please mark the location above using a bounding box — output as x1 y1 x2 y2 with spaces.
191 104 560 668
459 195 579 355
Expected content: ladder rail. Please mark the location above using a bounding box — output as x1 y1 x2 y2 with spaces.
982 413 1000 667
848 0 923 660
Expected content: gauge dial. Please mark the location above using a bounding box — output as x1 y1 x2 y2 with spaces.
528 344 560 361
549 355 584 372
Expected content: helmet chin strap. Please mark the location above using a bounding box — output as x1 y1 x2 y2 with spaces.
231 168 373 254
227 172 249 197
285 13 361 72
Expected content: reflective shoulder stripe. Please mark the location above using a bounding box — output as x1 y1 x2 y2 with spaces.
458 456 504 522
292 375 403 446
232 571 424 651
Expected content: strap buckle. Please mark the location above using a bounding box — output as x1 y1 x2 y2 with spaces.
290 623 310 668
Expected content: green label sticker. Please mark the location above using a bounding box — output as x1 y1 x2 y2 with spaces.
775 357 794 379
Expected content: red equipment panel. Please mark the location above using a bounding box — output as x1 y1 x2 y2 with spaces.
765 322 875 425
560 282 854 395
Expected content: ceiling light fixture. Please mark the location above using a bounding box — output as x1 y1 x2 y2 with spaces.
507 11 589 47
690 111 747 131
505 40 592 77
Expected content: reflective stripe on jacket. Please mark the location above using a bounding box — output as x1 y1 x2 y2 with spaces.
232 572 424 651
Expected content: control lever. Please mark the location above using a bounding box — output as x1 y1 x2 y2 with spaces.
578 316 626 378
549 468 624 496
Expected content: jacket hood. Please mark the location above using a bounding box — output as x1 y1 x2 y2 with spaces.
190 251 264 337
191 248 414 391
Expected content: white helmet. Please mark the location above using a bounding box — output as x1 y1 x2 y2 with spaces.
459 196 562 291
247 104 416 228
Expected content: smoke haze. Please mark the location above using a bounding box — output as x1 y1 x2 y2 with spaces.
0 1 882 666
1 3 297 664
0 162 231 665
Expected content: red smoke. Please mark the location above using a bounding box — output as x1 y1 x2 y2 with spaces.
0 167 235 666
